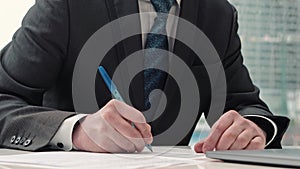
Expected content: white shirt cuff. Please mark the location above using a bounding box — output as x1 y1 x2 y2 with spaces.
49 114 88 151
243 115 278 147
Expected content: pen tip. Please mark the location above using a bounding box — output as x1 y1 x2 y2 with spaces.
147 145 153 152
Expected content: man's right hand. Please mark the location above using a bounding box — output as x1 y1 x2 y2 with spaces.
72 99 153 153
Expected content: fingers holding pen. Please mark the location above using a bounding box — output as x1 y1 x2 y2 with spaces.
72 99 153 153
103 99 153 152
109 99 153 144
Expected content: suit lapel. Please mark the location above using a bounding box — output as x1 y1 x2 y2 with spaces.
104 0 142 64
108 0 143 73
173 0 201 65
163 0 201 99
104 0 144 110
111 0 142 55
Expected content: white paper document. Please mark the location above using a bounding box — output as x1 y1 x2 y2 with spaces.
0 146 206 169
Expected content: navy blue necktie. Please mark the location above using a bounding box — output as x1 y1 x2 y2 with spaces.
144 0 175 110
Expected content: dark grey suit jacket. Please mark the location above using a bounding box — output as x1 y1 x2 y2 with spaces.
0 0 289 151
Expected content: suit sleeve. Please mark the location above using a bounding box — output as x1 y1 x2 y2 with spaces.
218 5 290 148
0 0 76 151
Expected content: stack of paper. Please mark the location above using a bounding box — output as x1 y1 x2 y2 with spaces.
0 146 208 169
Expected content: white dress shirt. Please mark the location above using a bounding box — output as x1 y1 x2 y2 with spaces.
50 0 277 150
139 0 181 51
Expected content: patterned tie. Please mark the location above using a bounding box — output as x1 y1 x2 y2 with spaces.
144 0 175 110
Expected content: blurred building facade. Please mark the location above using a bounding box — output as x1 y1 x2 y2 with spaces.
228 0 300 145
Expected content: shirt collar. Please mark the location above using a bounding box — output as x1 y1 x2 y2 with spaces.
144 0 181 7
176 0 181 7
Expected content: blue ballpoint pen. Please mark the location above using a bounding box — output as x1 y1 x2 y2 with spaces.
98 66 153 152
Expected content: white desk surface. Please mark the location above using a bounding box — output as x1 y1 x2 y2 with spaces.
0 148 293 169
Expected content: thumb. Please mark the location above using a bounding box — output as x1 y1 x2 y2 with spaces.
194 140 205 153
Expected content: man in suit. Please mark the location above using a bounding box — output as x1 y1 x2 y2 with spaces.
0 0 289 153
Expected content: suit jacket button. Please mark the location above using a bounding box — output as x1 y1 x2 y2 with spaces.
20 137 26 145
10 136 16 144
15 136 22 144
23 139 32 147
57 142 64 149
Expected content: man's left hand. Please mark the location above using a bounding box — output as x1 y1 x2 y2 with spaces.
194 110 266 153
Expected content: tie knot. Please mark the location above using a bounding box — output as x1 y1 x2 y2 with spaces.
150 0 175 13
